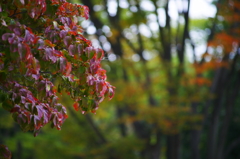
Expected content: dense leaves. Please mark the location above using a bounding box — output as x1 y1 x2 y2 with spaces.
0 0 114 136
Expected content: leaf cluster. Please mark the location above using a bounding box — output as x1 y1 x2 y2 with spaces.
0 0 114 136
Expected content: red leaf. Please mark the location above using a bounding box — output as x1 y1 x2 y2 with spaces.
68 44 76 56
82 5 89 20
53 50 63 57
96 48 104 59
108 85 115 100
17 43 24 59
65 62 72 76
73 102 79 111
63 36 72 47
2 33 14 41
10 105 20 113
68 31 77 36
59 57 66 73
44 39 55 47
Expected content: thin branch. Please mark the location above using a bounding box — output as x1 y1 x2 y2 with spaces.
85 114 108 144
68 107 107 145
9 11 27 18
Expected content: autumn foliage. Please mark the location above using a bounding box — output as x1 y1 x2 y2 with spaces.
0 0 114 136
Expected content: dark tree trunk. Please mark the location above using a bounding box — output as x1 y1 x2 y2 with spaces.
166 134 180 159
190 102 201 159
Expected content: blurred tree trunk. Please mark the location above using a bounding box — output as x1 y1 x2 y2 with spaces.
74 0 240 158
217 56 240 159
16 140 22 159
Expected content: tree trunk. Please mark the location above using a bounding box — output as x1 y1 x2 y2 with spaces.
167 134 180 159
217 53 240 159
190 102 201 159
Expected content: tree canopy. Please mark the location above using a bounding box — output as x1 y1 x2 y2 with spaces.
0 0 114 141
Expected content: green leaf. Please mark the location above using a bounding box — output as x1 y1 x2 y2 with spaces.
79 66 85 74
0 72 7 81
81 54 88 62
2 100 13 111
0 11 8 18
57 84 62 93
88 51 95 59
